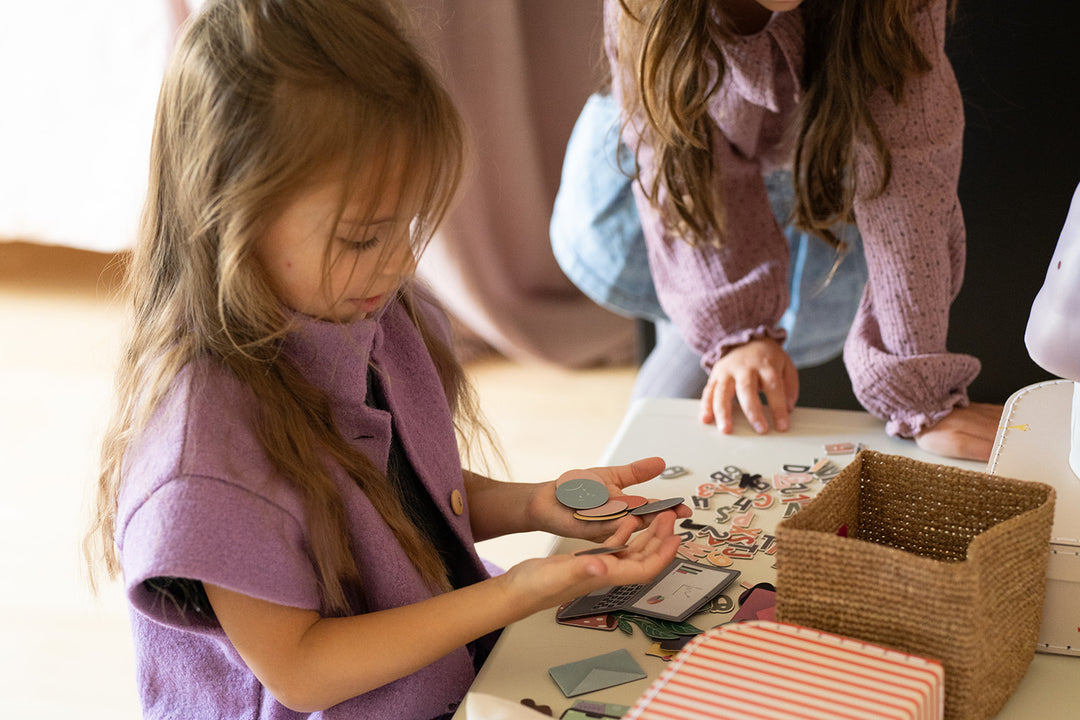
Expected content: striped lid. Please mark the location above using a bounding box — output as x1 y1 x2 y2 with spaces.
626 621 943 720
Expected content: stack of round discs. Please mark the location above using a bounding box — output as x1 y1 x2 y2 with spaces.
573 498 631 522
554 472 682 522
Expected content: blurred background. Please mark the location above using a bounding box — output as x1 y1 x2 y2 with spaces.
1 1 1077 717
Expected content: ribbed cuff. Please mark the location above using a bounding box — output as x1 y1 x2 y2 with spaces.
885 392 970 438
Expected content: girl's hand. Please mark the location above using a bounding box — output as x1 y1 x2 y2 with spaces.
527 457 691 543
700 337 799 434
500 510 683 614
915 403 1003 462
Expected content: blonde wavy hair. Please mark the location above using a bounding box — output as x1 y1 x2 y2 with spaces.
615 0 957 249
85 0 485 612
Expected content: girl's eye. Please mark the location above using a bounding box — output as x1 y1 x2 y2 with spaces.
340 236 381 252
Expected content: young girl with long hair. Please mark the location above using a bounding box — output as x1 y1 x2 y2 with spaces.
592 0 1000 460
83 1 685 717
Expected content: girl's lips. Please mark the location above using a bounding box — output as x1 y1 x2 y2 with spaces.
354 294 384 313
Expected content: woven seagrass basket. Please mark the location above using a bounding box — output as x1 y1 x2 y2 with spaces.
775 450 1055 720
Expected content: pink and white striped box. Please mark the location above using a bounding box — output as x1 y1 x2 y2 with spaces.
626 621 944 720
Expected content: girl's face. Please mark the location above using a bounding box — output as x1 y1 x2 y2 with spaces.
256 176 418 322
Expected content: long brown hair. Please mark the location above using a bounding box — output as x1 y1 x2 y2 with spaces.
615 0 956 249
85 0 482 612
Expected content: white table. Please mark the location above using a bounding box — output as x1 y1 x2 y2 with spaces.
456 399 1079 718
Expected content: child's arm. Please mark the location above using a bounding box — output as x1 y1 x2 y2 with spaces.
843 0 983 446
463 456 691 543
203 511 681 713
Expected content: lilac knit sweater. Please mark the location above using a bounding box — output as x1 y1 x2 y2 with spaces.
605 0 980 437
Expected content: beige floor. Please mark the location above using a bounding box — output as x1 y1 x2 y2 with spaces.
0 241 637 718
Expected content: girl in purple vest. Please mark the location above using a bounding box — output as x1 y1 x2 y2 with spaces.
84 2 686 717
601 0 1000 461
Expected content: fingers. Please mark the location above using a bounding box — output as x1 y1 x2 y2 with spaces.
626 456 667 485
626 512 682 568
960 406 1004 440
583 510 678 560
699 380 715 425
714 366 792 435
762 359 798 431
784 359 799 414
611 510 677 561
595 456 666 493
716 377 737 433
970 402 1005 422
700 339 797 435
606 515 640 546
700 374 736 433
914 404 1004 462
564 511 682 591
915 428 993 462
947 403 1004 432
734 371 768 434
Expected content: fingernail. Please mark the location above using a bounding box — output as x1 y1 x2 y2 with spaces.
754 422 767 434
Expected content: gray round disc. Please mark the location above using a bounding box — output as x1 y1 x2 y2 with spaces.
555 477 610 510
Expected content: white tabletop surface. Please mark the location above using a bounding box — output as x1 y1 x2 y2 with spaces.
455 399 1079 719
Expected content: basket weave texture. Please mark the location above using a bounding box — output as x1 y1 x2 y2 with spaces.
775 450 1055 720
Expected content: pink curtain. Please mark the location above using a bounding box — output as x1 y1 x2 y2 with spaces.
410 0 635 367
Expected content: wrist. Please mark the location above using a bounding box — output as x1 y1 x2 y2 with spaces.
521 480 553 534
704 326 787 369
489 562 550 618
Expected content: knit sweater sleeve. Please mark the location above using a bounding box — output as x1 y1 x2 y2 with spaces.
604 1 789 371
843 0 980 437
634 134 791 369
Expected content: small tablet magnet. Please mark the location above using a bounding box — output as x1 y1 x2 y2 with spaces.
576 499 628 517
555 477 610 510
629 497 685 515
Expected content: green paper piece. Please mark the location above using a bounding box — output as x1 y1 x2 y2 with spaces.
613 612 703 640
548 649 647 697
666 619 704 636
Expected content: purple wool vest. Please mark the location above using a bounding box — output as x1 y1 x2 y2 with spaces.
117 296 490 719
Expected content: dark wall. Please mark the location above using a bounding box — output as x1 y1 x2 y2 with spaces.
801 3 1080 410
946 5 1080 401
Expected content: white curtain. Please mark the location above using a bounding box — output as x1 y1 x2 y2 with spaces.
0 1 176 252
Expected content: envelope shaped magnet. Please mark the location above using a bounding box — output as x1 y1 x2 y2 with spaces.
548 649 647 697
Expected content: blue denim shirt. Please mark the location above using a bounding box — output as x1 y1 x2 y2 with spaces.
551 93 868 369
